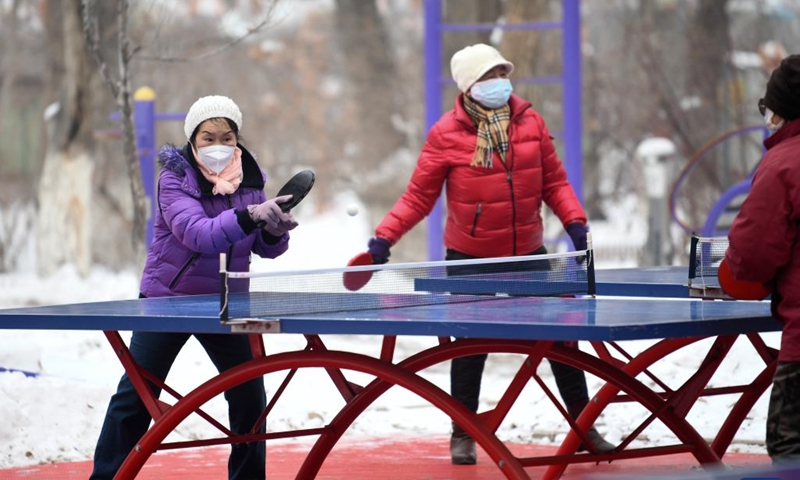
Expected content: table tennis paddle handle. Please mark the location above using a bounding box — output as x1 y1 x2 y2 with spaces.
254 198 296 229
254 170 315 229
255 206 288 229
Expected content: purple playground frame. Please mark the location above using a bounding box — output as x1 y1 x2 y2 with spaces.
422 0 583 260
127 88 186 247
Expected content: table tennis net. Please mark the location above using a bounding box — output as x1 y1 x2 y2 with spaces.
220 249 592 321
687 235 730 295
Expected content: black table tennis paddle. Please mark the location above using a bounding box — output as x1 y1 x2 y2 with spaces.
275 169 315 212
256 169 315 228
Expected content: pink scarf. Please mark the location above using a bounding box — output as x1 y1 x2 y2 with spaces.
192 145 244 195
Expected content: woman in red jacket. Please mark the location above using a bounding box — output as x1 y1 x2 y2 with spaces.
364 44 613 465
725 54 800 463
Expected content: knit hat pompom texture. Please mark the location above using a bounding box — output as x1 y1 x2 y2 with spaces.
451 44 515 93
184 95 243 140
764 54 800 121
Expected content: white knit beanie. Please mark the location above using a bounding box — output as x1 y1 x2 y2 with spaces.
183 95 243 140
450 44 515 93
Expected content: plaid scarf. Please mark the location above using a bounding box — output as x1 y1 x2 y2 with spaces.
462 95 511 168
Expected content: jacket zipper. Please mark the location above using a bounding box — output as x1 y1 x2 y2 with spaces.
507 128 517 255
470 203 483 236
226 196 234 269
169 252 201 290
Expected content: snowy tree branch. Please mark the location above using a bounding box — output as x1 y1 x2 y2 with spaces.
137 2 278 63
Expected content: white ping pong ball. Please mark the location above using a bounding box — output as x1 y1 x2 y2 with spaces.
346 204 359 216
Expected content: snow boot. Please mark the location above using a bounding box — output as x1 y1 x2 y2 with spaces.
450 423 477 465
567 401 615 453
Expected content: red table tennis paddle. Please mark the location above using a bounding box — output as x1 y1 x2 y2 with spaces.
257 170 315 228
718 258 770 300
343 252 374 291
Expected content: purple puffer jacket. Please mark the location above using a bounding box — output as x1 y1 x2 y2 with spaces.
139 143 289 297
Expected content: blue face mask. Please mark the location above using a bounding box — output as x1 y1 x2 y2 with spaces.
470 78 513 109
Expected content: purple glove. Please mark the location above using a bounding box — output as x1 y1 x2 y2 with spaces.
566 222 588 264
248 195 295 236
566 222 588 251
368 237 391 264
267 212 298 236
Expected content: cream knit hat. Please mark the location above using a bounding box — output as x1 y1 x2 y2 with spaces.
184 95 243 140
450 44 515 93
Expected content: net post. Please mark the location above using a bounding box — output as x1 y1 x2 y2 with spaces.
219 253 229 322
688 234 699 286
586 232 596 296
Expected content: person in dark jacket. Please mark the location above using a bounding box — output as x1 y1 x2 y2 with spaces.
362 44 613 465
89 95 295 480
725 55 800 463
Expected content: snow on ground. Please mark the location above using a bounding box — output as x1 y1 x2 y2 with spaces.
0 195 778 468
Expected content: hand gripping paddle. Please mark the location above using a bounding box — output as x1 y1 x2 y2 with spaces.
343 252 374 291
257 170 315 228
718 258 770 300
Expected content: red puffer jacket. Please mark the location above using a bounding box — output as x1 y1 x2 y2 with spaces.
726 119 800 362
376 94 586 258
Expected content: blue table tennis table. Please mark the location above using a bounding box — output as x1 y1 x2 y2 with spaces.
0 266 780 480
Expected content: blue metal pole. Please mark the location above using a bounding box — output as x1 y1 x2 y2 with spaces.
134 87 157 248
154 112 187 122
424 0 444 261
441 21 563 32
562 0 584 204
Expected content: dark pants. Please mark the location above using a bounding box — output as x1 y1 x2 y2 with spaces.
446 247 590 419
450 354 589 413
89 331 266 480
767 361 800 463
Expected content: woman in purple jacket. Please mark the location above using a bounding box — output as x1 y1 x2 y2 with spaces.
89 95 294 480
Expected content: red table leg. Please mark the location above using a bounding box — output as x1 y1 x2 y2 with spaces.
115 349 530 480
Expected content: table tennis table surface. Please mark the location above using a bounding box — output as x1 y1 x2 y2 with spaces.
0 266 778 342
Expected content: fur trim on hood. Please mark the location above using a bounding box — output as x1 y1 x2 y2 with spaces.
158 144 191 177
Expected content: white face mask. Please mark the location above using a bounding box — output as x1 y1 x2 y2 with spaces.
196 145 235 173
765 108 785 134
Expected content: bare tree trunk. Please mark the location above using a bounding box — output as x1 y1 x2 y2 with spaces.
114 1 148 270
333 0 405 168
500 0 550 73
333 0 419 259
686 0 731 150
500 1 600 224
637 0 731 156
442 0 501 60
37 0 95 277
82 0 148 271
0 0 22 138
